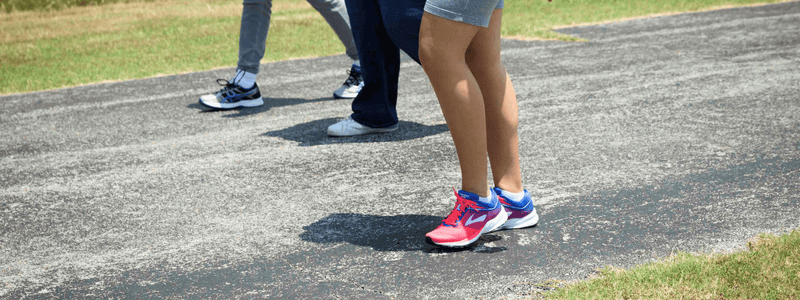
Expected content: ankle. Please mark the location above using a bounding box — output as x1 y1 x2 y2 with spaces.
457 188 494 207
231 69 257 89
496 187 525 202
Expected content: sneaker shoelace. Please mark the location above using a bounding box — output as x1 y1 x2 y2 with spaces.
214 79 241 101
441 194 479 227
343 68 362 86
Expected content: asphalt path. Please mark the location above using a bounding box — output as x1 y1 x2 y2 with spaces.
2 2 799 299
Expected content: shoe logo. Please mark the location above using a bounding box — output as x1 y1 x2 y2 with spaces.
464 214 486 227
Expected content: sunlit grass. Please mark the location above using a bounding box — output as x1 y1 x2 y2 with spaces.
501 0 796 40
1 0 343 94
1 0 152 13
544 229 800 299
1 0 798 94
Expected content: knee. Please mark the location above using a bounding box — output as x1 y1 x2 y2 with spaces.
418 36 442 70
466 48 501 71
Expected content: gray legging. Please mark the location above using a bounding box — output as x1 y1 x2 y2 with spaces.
237 0 358 74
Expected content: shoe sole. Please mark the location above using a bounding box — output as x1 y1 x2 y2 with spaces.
500 208 539 230
333 92 358 99
327 125 399 137
199 97 264 110
427 208 509 248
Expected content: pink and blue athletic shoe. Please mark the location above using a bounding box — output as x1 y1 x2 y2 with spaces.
493 187 539 230
425 188 508 247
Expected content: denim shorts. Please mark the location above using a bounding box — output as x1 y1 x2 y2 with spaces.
424 0 503 27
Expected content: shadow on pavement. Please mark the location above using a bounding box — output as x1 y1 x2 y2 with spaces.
263 118 449 146
11 158 798 299
300 213 507 253
535 155 800 261
187 96 341 117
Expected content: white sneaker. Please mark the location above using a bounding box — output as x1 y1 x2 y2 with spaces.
327 116 399 137
199 80 264 110
333 64 364 99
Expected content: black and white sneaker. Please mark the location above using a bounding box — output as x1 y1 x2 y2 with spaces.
333 64 364 99
199 79 264 110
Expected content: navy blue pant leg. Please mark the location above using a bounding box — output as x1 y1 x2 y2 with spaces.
378 0 425 63
345 0 425 128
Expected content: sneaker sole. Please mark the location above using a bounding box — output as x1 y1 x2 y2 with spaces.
327 125 399 137
199 97 264 110
333 92 358 99
427 208 509 248
500 208 539 230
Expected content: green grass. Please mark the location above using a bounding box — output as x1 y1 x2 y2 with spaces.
0 0 796 94
1 0 348 94
543 229 800 300
1 0 149 13
502 0 796 40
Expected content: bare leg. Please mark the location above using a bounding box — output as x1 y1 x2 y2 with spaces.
419 12 488 197
465 9 522 193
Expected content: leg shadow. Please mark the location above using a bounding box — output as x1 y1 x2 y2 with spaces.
264 118 449 146
300 213 507 253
